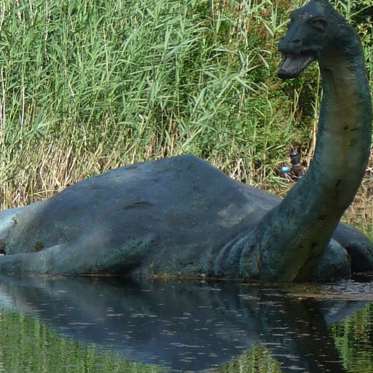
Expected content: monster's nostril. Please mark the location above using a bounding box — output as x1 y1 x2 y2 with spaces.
278 38 303 53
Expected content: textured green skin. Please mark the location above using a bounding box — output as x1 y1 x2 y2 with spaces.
255 0 372 280
0 0 371 281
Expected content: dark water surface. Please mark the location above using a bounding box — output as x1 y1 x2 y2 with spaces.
0 276 372 372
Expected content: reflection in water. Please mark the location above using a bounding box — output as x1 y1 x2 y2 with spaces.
0 276 371 372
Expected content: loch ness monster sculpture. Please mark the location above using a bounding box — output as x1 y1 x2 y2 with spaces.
0 0 371 282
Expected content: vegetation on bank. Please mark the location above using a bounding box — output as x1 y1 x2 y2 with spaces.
0 0 371 234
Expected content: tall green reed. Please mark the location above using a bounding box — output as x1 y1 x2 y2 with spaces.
0 0 371 232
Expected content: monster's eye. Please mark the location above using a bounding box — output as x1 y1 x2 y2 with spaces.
309 17 327 32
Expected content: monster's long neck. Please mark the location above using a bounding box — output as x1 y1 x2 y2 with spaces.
251 35 372 281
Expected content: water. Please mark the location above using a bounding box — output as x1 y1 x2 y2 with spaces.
0 276 372 372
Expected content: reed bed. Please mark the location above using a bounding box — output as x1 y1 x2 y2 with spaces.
0 0 371 236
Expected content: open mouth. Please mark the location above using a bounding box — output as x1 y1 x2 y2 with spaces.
278 52 316 79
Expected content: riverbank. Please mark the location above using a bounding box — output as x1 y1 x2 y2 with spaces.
0 0 371 237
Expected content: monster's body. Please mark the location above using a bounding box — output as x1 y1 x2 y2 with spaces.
0 0 371 281
0 154 370 281
0 156 295 278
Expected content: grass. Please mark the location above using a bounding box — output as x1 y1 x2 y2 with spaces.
0 0 371 236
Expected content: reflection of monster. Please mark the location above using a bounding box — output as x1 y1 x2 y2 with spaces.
0 0 372 281
0 276 363 372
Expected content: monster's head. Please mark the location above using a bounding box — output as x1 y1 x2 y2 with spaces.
278 0 345 79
